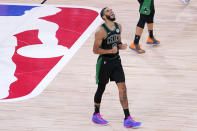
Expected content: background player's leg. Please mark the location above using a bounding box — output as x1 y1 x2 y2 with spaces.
134 26 144 46
136 26 144 36
147 23 160 45
146 9 160 45
147 23 154 39
147 23 153 32
129 15 145 54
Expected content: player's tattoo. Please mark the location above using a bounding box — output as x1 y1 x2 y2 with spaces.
120 87 128 108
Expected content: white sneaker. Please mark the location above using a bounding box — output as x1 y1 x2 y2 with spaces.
180 0 190 4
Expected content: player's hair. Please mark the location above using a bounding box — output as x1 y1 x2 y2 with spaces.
100 7 107 19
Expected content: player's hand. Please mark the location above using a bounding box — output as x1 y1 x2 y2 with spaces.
111 46 118 54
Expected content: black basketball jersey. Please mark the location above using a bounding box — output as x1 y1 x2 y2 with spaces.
100 22 120 59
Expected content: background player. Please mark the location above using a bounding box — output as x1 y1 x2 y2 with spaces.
129 0 160 54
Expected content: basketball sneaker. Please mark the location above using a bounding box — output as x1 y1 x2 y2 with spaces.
129 42 145 54
124 116 142 128
180 0 190 4
92 113 109 125
146 36 160 45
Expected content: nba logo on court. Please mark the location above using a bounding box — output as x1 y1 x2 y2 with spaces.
0 3 101 102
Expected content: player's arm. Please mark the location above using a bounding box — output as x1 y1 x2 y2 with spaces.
93 27 117 54
118 24 127 50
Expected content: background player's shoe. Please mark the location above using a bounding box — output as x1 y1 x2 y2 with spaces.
92 113 109 125
180 0 190 4
129 42 145 54
146 36 160 45
124 116 142 128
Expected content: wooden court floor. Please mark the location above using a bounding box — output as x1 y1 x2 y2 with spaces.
0 0 197 131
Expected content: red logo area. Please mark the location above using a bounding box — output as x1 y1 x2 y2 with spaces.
3 7 99 100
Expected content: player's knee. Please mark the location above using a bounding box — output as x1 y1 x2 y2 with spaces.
147 20 154 24
94 96 101 104
137 17 145 29
117 83 126 92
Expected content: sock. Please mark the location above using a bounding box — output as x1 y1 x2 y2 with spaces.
94 105 100 114
134 35 140 45
149 30 153 38
123 109 130 119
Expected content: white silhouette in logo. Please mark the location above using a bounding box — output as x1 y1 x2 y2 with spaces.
0 6 68 99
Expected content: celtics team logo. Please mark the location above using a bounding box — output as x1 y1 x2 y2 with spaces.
116 29 120 33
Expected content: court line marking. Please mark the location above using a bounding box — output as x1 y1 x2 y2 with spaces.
0 3 102 102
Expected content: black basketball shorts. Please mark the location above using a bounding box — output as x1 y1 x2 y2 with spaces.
137 10 155 28
96 56 125 85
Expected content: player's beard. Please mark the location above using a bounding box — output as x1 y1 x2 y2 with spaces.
106 15 116 21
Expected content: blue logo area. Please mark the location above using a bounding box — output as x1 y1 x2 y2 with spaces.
0 4 38 16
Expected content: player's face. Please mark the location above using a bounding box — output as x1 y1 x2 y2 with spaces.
104 8 115 21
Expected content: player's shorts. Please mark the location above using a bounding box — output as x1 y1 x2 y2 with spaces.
137 9 155 28
140 9 155 23
96 55 125 85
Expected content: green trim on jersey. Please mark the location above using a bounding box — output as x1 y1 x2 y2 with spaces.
140 0 151 15
103 23 116 32
102 22 119 37
102 24 108 35
96 56 103 84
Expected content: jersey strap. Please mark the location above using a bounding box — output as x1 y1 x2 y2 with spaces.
102 23 110 34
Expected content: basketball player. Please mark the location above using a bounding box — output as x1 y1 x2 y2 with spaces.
180 0 190 4
92 7 141 128
129 0 160 54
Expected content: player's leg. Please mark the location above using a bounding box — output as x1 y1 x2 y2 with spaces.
129 14 145 54
111 61 141 128
116 82 129 116
94 83 106 114
92 56 110 125
146 10 160 45
116 82 142 128
92 82 109 125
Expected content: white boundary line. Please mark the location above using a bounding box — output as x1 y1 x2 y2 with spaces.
0 3 101 12
0 3 102 102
